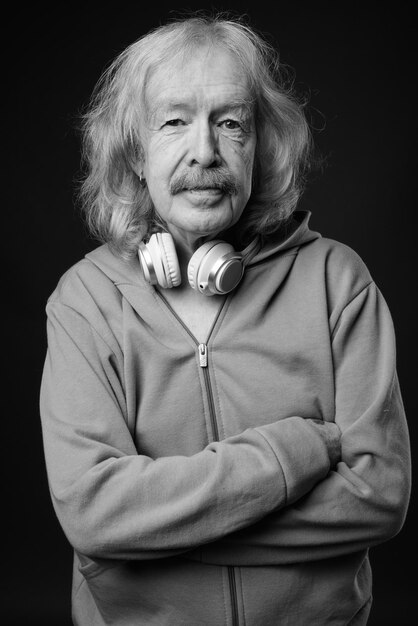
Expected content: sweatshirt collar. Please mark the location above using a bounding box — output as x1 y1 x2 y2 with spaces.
250 210 320 265
85 210 320 286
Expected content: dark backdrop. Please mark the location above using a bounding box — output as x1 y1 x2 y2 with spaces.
7 2 416 624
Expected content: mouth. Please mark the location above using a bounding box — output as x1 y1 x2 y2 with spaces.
181 187 226 207
185 187 224 194
170 171 238 196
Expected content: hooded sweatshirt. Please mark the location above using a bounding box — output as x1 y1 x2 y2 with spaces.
40 211 411 626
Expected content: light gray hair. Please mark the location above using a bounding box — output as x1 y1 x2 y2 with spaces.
79 14 313 258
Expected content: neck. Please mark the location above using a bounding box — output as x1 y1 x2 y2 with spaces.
168 228 219 274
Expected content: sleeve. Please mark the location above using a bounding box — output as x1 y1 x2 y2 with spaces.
184 282 411 566
40 299 337 562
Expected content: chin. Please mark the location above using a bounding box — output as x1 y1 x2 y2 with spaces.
193 208 238 231
191 219 231 237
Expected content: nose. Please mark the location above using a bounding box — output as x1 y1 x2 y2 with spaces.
187 120 221 168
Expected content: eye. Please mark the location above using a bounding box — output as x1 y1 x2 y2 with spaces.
164 119 184 127
220 119 242 131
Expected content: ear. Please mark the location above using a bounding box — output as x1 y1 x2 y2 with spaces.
131 159 144 177
131 160 147 188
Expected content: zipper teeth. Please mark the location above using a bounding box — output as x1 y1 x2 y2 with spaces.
203 367 219 441
228 566 239 626
156 291 238 623
155 291 226 346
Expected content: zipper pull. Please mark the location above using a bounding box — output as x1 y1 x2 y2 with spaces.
198 343 208 367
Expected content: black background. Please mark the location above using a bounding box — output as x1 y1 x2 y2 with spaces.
7 1 416 624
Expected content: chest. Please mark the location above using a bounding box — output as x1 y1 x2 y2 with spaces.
120 274 335 457
156 285 226 343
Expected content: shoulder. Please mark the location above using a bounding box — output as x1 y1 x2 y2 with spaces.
45 245 141 341
298 236 373 289
48 254 114 312
48 244 141 307
49 257 102 306
295 236 376 321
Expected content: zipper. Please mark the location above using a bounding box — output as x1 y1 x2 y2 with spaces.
198 343 208 367
198 344 220 441
228 566 239 626
155 293 225 441
155 291 239 624
199 345 237 624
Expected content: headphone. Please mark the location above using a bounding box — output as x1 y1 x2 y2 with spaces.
138 232 260 295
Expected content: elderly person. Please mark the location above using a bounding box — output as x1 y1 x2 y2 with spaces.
40 15 411 626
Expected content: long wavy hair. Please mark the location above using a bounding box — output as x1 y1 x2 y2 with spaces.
79 14 313 258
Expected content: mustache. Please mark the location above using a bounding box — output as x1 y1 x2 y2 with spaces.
170 169 239 195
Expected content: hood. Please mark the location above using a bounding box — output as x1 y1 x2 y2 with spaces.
254 210 320 263
85 210 321 287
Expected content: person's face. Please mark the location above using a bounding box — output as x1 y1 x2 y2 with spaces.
140 46 257 248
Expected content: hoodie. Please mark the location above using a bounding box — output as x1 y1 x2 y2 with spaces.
40 211 411 625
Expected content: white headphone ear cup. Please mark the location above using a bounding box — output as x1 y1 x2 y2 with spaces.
158 232 181 287
187 242 218 290
188 241 236 292
147 234 170 288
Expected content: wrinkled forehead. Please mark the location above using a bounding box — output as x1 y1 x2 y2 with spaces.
143 44 254 115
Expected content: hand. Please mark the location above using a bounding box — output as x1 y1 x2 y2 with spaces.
308 420 341 468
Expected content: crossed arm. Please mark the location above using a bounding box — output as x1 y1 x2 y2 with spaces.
40 279 410 565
